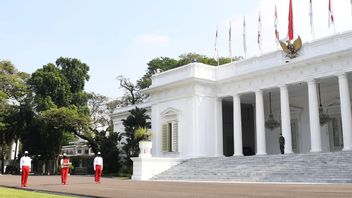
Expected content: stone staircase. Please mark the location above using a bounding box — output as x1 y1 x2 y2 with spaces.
152 151 352 183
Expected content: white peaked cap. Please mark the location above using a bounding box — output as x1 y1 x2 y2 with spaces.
63 153 67 156
24 151 28 154
97 152 101 155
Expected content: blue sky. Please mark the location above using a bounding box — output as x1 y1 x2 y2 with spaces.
1 0 352 99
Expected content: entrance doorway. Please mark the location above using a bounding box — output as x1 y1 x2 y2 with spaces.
222 100 255 156
328 115 343 151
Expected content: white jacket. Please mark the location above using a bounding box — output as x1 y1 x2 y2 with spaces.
93 156 103 170
20 156 32 171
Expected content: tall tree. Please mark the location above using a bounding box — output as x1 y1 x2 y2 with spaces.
0 60 29 173
27 57 92 173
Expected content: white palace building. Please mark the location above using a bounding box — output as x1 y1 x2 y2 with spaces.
111 30 352 180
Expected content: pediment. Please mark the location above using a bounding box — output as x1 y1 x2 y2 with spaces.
161 107 180 117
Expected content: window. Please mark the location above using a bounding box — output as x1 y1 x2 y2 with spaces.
162 121 178 152
77 150 82 154
84 149 89 154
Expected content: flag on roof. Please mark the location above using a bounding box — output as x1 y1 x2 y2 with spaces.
274 5 279 43
288 0 294 41
258 12 262 51
243 16 247 57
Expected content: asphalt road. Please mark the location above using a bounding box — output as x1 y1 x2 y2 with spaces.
1 175 352 198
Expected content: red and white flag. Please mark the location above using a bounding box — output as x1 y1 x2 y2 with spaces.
309 0 315 38
288 0 294 41
243 16 247 57
274 5 279 43
328 0 334 28
258 12 262 51
229 21 232 60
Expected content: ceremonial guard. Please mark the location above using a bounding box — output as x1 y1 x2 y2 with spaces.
279 133 285 154
20 151 32 187
60 153 71 185
93 152 103 183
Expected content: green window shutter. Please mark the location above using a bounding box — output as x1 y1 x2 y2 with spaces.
162 124 168 152
172 121 178 152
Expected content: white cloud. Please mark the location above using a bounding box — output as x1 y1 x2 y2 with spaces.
134 33 170 45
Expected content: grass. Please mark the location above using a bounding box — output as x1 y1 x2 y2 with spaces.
0 187 73 198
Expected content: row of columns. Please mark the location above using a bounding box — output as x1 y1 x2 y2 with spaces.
230 73 352 155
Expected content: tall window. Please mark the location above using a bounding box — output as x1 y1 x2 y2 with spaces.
162 121 178 152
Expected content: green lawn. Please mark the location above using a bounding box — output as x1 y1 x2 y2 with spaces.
0 187 73 198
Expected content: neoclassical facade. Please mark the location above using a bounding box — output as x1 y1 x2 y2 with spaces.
111 31 352 179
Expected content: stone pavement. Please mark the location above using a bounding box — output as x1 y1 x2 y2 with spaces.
1 175 352 198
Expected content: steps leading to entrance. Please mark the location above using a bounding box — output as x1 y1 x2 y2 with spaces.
152 151 352 183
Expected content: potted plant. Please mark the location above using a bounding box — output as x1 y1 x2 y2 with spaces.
134 127 152 158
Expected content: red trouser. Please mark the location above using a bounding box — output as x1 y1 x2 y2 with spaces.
95 165 102 182
21 166 30 187
61 167 69 184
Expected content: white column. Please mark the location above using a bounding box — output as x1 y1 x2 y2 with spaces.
280 85 293 154
216 98 224 156
307 79 322 152
9 140 16 160
255 90 267 155
338 73 352 151
233 94 243 156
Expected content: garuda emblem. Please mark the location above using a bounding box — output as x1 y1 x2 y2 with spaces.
279 36 302 59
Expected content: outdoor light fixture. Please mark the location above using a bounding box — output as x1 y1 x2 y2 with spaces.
265 92 281 130
318 83 330 125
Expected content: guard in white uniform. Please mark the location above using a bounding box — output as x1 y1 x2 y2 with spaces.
20 151 32 187
93 152 103 183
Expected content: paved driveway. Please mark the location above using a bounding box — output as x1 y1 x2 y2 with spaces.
1 175 352 198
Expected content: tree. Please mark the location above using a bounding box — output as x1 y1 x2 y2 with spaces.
0 60 29 173
26 57 92 173
99 125 122 174
136 57 178 90
117 76 145 107
56 57 90 109
121 107 150 168
86 92 122 173
28 63 71 111
136 53 239 90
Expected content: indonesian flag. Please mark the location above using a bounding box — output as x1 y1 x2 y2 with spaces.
274 5 279 43
243 16 247 57
309 0 314 36
328 0 334 28
229 21 232 60
258 12 262 50
288 0 294 41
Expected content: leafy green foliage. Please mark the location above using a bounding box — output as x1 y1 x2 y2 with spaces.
137 53 240 89
28 63 71 111
25 57 92 173
0 61 29 173
121 107 150 166
134 127 152 141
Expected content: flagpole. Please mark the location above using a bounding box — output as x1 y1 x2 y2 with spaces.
229 21 233 61
328 0 336 34
274 5 280 49
214 25 219 66
309 0 315 40
243 16 247 59
258 11 262 55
